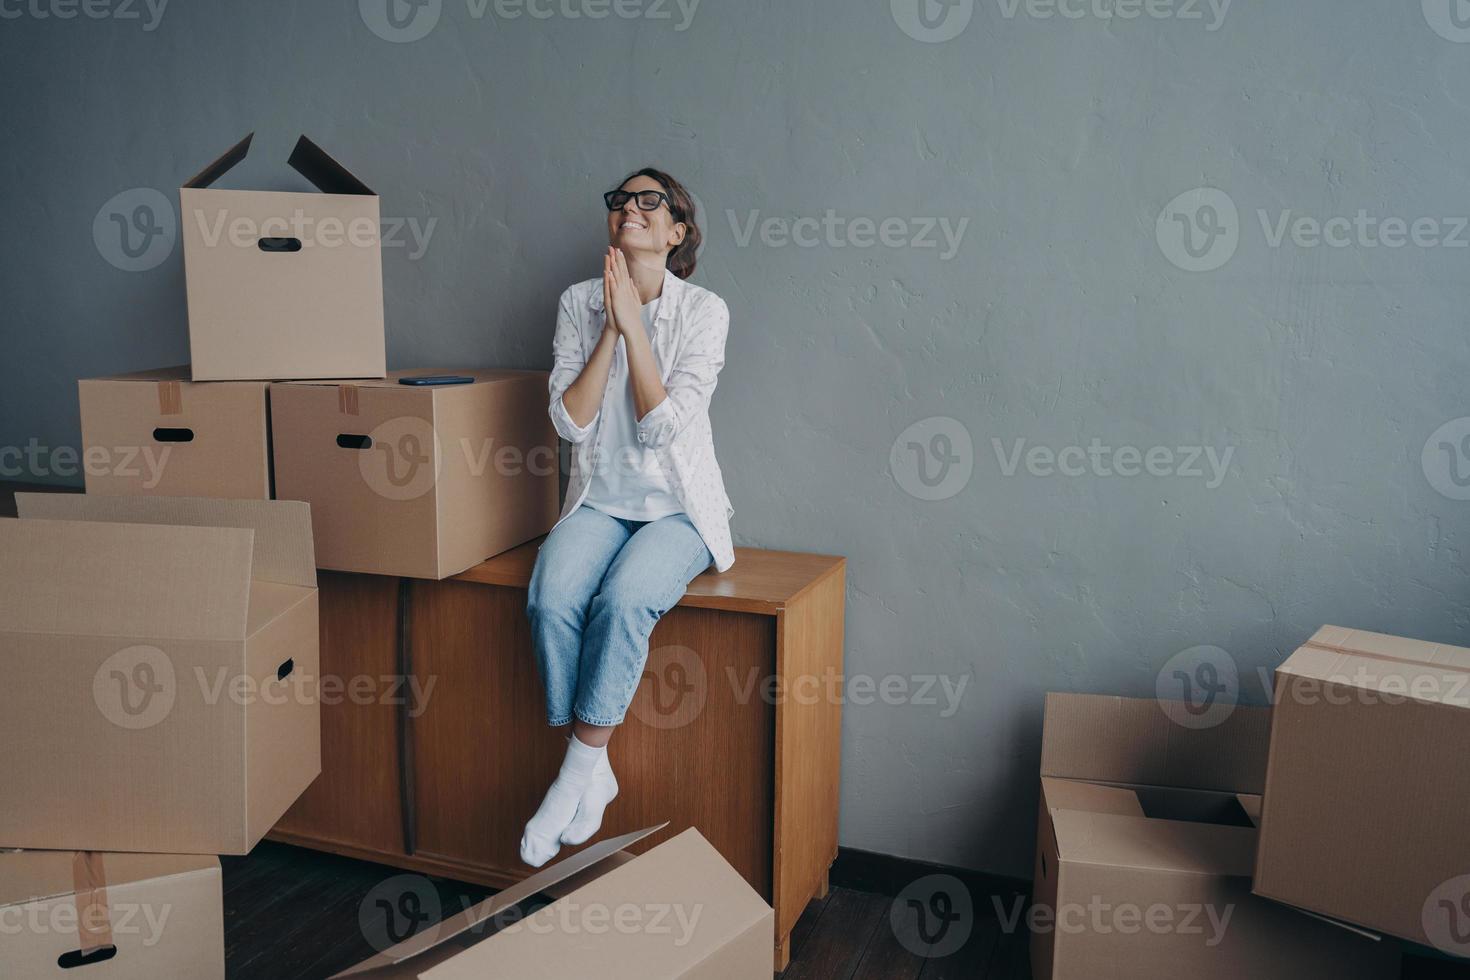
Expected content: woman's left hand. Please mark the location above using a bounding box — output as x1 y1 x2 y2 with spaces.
606 247 644 336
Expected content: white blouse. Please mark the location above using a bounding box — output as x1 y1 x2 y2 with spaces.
547 268 736 572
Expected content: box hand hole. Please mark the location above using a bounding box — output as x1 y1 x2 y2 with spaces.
152 427 195 443
337 434 373 450
58 945 118 970
257 237 303 253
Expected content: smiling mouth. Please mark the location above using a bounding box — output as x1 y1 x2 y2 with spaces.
620 219 648 230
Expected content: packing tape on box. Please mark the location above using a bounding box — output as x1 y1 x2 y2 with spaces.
338 385 360 416
71 851 113 953
156 380 184 416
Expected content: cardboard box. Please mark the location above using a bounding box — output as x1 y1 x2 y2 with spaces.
1032 693 1399 980
333 825 773 979
0 494 321 854
271 370 559 579
1255 626 1470 951
180 133 385 381
0 850 223 979
79 367 271 499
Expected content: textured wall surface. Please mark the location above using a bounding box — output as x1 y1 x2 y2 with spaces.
3 0 1469 876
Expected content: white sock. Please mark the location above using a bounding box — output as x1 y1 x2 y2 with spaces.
561 749 618 846
520 735 605 867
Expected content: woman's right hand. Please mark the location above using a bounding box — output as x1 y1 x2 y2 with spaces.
602 249 619 338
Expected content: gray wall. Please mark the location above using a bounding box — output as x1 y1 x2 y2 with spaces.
3 0 1469 877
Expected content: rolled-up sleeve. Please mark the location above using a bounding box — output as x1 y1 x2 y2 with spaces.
548 288 599 444
636 294 728 451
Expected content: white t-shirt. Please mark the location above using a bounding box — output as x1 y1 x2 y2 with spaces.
582 298 685 522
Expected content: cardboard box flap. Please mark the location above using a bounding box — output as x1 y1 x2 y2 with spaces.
1040 776 1146 818
284 369 543 390
0 852 218 910
0 517 253 641
1040 693 1270 794
334 824 667 978
87 365 193 383
1050 807 1256 877
16 494 317 588
1302 625 1470 674
184 132 254 190
288 135 374 196
429 829 773 980
1279 645 1470 708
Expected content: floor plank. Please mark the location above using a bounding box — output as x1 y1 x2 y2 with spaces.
778 887 889 980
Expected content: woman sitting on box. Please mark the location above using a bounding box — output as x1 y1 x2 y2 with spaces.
520 169 734 867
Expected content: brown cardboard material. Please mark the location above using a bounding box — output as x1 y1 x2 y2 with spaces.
0 851 224 979
333 825 773 979
0 495 320 854
1254 625 1470 950
1032 693 1399 980
179 133 385 381
78 366 272 499
271 370 559 579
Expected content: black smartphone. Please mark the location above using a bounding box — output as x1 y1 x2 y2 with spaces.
398 375 475 386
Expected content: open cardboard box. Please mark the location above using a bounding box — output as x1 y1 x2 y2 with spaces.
179 133 386 382
271 369 558 579
0 494 320 854
334 825 773 979
1255 626 1470 953
78 367 272 499
0 850 223 979
1032 693 1399 980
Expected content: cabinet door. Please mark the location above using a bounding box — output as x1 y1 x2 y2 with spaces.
409 580 777 898
272 572 408 857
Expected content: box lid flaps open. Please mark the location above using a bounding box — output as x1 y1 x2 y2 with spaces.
182 132 374 196
334 825 668 978
15 494 316 589
1040 692 1270 794
0 517 255 642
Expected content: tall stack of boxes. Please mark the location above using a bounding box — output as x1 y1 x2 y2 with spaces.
1034 625 1470 977
0 134 560 976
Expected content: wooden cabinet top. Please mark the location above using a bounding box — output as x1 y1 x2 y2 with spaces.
454 539 845 615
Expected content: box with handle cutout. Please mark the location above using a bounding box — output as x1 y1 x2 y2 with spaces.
271 369 559 580
179 132 386 382
0 850 224 979
0 494 320 854
78 366 271 499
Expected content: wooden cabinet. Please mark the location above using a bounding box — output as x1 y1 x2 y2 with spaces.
270 541 846 972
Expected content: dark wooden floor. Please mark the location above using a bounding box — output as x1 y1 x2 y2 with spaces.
222 841 1470 979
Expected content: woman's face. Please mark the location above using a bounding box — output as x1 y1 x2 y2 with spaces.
608 175 685 259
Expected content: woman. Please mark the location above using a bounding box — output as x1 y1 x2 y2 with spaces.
520 168 735 867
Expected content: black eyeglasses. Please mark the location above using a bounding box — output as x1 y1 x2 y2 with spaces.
604 189 674 213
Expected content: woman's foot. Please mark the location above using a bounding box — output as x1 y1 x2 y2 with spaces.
519 735 606 867
560 755 618 846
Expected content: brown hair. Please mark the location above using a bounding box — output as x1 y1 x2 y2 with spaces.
616 167 702 280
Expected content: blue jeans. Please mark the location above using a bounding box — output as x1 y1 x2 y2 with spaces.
527 506 713 727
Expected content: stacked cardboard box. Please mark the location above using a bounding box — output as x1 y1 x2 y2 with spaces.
78 133 559 579
1037 625 1470 975
2 134 562 976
